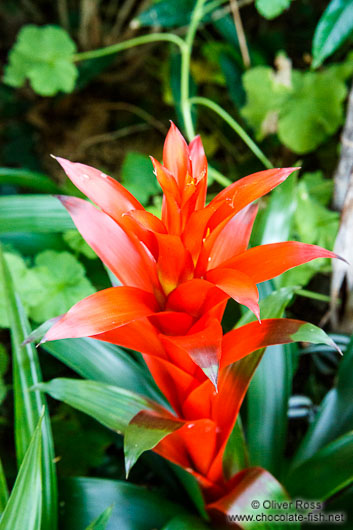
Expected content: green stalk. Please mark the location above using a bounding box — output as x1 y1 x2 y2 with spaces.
180 0 208 141
189 96 273 169
72 33 186 62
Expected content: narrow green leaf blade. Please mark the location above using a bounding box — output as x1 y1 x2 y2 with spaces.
312 0 353 68
0 195 74 233
293 335 353 465
60 477 190 530
85 504 114 530
36 378 165 435
0 459 9 514
286 432 353 500
0 168 61 193
0 246 57 529
42 338 165 403
0 414 43 530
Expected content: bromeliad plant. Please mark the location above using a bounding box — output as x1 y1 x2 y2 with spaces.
31 123 343 521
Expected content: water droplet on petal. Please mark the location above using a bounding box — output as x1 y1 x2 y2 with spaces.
80 173 90 180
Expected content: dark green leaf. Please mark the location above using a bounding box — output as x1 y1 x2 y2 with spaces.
312 0 353 68
0 247 57 529
162 514 210 529
0 459 9 514
124 410 183 476
287 432 353 500
0 414 43 530
121 152 159 205
293 335 353 465
136 0 195 28
42 338 165 404
0 168 61 193
85 505 114 530
170 465 209 520
4 25 78 96
36 378 165 435
222 416 249 479
0 195 74 234
60 477 190 530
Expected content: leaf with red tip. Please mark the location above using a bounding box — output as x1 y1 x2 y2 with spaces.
124 410 184 477
53 157 143 221
161 319 223 389
222 241 339 284
57 195 159 293
207 467 293 526
221 318 340 369
44 286 160 342
210 167 299 211
163 122 190 188
206 268 260 320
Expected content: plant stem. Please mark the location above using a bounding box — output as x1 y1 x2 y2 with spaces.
296 289 332 303
189 96 273 169
180 0 208 141
72 32 186 62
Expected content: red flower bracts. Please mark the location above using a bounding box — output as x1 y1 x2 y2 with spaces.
43 123 338 512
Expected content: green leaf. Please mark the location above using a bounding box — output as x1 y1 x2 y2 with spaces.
28 250 95 322
222 416 249 479
312 0 353 68
255 0 291 19
42 338 165 403
0 252 44 328
135 0 195 28
254 171 297 246
241 285 296 477
287 432 353 500
278 69 346 153
124 410 184 477
0 247 58 529
162 515 210 529
36 378 165 435
293 335 353 465
242 65 347 153
241 66 290 141
0 459 9 514
52 406 112 477
60 477 190 530
170 465 209 520
63 229 97 259
121 152 160 205
85 505 114 530
0 168 61 193
0 345 9 406
4 25 78 96
0 414 43 530
0 195 74 234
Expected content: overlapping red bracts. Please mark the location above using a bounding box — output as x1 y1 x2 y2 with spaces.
44 123 338 505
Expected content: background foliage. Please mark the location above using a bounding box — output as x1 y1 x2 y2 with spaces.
0 0 353 528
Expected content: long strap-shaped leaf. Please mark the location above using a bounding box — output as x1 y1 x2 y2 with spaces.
0 414 43 530
286 431 353 500
36 378 170 435
0 247 58 530
0 459 8 515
